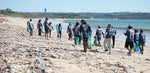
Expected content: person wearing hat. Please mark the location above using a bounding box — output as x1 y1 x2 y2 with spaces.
124 25 134 56
95 25 104 46
104 24 113 54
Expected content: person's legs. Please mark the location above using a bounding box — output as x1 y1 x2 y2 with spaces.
98 41 101 46
129 42 133 56
108 39 112 54
104 39 108 51
139 44 144 54
45 29 48 39
97 37 101 46
112 36 115 48
68 34 70 40
125 41 130 51
39 29 41 36
30 29 33 36
59 31 62 39
70 34 73 40
49 30 51 37
83 37 88 52
79 36 82 45
141 45 144 54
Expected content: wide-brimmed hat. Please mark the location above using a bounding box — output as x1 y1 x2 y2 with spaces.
128 25 132 28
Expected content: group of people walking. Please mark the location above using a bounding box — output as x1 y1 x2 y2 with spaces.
27 17 146 56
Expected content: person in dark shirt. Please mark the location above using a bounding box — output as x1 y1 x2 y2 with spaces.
134 29 139 44
95 25 104 46
112 26 116 48
124 25 134 56
37 19 42 36
44 17 49 40
73 22 81 45
79 20 90 52
58 23 62 39
139 29 146 54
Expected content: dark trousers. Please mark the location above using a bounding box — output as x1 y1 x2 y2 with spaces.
59 31 62 39
49 30 51 37
112 35 115 48
83 37 88 52
38 29 41 36
30 29 33 36
79 35 82 44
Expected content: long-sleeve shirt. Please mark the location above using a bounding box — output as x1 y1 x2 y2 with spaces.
79 24 90 38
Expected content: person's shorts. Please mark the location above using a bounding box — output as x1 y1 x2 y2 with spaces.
139 43 145 47
125 41 133 49
97 37 101 41
45 29 49 33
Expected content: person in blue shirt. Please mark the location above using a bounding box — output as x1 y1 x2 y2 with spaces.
79 20 90 52
139 29 146 54
58 23 62 39
124 25 134 56
104 24 113 54
112 26 116 48
134 29 139 44
44 17 49 40
95 25 104 47
48 22 54 37
67 22 73 40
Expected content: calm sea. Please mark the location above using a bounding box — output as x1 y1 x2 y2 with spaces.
63 19 150 43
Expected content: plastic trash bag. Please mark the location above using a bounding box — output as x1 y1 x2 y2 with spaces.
27 21 30 32
74 35 79 45
42 26 45 33
56 24 59 35
133 41 140 52
94 36 98 46
87 36 92 49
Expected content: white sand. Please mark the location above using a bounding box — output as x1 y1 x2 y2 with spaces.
0 17 150 73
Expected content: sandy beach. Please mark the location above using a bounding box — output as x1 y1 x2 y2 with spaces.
0 17 150 73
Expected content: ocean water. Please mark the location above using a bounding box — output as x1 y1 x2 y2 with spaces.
63 19 150 43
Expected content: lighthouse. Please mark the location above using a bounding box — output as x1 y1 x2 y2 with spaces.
44 8 47 14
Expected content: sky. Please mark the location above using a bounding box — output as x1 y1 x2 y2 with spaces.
0 0 150 12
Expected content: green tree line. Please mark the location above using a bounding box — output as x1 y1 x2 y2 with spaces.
1 8 150 19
